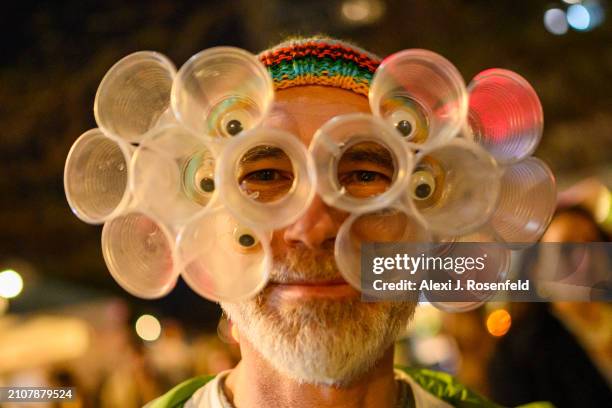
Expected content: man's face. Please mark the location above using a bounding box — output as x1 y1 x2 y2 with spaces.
221 86 417 385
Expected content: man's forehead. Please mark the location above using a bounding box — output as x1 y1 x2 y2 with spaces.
261 85 371 145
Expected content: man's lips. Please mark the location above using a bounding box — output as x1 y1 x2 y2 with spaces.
270 278 347 286
266 278 359 299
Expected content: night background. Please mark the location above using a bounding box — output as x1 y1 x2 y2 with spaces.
0 1 610 406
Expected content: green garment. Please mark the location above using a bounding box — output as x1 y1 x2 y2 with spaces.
146 366 554 408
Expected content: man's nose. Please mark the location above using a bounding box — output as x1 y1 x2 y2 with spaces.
283 196 344 249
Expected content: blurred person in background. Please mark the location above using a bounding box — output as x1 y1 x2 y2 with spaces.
488 180 612 408
100 319 161 407
441 309 496 397
148 320 192 391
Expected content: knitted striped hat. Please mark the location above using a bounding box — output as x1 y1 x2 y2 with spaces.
258 36 381 97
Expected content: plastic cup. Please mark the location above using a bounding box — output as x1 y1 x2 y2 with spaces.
370 49 468 147
64 129 133 224
410 138 501 236
467 68 544 164
172 47 273 138
490 157 556 247
215 127 315 230
427 225 511 312
131 124 221 228
102 211 178 298
94 51 176 143
310 113 414 213
177 208 271 302
335 202 430 290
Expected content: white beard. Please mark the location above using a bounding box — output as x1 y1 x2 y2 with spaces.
221 248 416 386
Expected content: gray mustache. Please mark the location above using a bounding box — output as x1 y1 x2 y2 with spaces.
269 249 343 283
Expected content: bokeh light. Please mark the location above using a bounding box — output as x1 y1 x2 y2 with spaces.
544 8 569 35
567 4 591 30
341 0 385 25
0 269 24 298
135 314 162 342
486 309 512 337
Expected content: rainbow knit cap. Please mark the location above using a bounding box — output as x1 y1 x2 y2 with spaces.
258 36 381 97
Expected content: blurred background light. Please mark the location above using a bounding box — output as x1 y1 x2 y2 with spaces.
544 8 569 35
567 4 591 30
562 0 582 4
340 0 386 25
0 269 24 299
486 309 512 337
0 316 90 374
135 314 162 342
566 2 605 31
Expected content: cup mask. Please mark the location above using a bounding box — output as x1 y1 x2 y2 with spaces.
64 47 554 311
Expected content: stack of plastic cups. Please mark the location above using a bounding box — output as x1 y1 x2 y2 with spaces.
335 50 554 311
466 69 556 249
65 52 180 298
171 47 277 302
64 48 277 302
64 46 555 312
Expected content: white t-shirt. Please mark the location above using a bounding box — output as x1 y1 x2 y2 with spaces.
185 369 453 408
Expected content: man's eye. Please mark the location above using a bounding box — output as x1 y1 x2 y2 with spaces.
342 171 389 184
239 169 294 203
243 169 288 182
338 171 391 198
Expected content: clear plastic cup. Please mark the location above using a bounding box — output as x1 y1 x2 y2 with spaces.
426 226 511 313
309 113 413 213
130 124 221 228
410 138 501 236
215 127 316 230
335 202 430 290
370 49 468 147
177 208 271 302
171 47 273 138
94 51 176 143
64 129 133 224
467 68 544 164
101 211 178 298
490 157 557 247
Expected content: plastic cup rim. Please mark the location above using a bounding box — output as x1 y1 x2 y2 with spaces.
64 128 134 224
94 51 177 142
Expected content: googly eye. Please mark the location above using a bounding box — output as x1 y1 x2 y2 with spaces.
390 111 417 138
410 170 436 200
225 119 243 136
182 149 216 206
379 96 429 143
198 176 215 193
220 108 254 137
206 96 258 138
233 226 259 250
